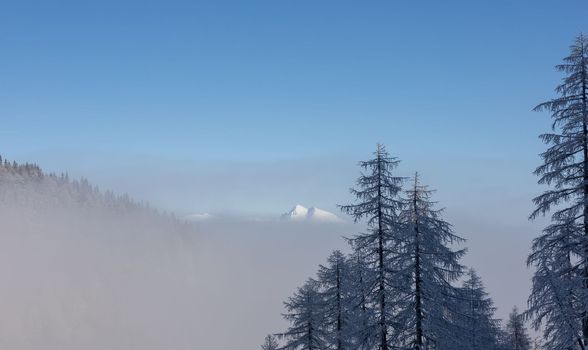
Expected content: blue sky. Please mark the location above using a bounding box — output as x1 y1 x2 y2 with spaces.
0 1 586 217
3 0 587 330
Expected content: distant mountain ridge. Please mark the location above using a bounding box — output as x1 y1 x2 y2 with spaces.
0 156 176 222
280 204 343 223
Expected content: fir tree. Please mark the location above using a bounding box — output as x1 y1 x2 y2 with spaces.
505 307 532 350
527 242 584 350
346 247 377 350
529 33 588 347
279 279 328 350
262 334 280 350
317 250 352 350
396 173 466 349
455 269 502 350
340 144 405 350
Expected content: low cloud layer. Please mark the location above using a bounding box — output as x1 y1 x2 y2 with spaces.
0 200 353 350
0 160 540 348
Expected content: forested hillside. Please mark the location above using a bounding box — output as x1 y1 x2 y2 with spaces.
0 157 165 216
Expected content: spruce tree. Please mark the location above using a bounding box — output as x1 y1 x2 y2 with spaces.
527 222 584 349
340 144 405 350
455 269 502 350
279 279 327 350
396 173 466 349
527 253 583 350
261 334 280 350
346 247 377 350
317 250 352 350
529 33 588 347
505 307 532 350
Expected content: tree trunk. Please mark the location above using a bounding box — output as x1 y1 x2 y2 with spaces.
308 292 314 350
514 322 519 350
582 39 588 347
470 286 476 349
336 261 342 350
413 175 424 349
357 252 368 348
308 320 313 350
376 149 388 350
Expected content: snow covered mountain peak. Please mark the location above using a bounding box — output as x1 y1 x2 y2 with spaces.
287 204 309 220
281 205 343 223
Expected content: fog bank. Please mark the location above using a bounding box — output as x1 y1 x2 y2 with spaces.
0 199 352 349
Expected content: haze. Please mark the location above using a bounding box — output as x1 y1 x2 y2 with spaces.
0 0 586 349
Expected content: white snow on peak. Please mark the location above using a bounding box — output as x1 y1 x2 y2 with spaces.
184 213 214 222
286 204 309 221
281 205 343 223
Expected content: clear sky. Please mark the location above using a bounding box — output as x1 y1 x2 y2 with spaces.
0 0 586 216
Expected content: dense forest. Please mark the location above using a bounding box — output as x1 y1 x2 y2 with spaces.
0 157 206 350
262 34 588 350
0 155 177 221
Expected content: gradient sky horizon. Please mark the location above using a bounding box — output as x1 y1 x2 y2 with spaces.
4 1 588 336
1 1 587 218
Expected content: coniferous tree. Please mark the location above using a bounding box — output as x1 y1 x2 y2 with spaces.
262 334 280 350
527 233 584 349
396 173 466 349
532 339 545 350
317 250 352 350
505 307 533 350
346 247 377 350
279 279 328 350
455 269 502 350
529 33 588 347
340 144 405 350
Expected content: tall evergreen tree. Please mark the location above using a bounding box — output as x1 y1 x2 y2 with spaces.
527 230 584 349
505 307 533 350
279 279 328 350
396 173 466 349
262 334 280 350
317 250 352 350
455 269 502 350
340 144 405 350
346 247 377 350
529 33 588 347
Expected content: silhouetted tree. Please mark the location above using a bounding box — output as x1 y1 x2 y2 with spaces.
340 144 405 350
